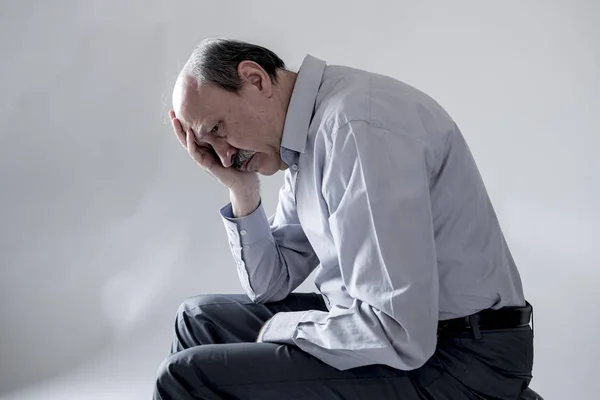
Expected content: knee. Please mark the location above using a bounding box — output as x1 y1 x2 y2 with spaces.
156 349 211 395
175 294 247 321
155 352 188 387
177 294 224 313
155 347 224 397
175 294 224 321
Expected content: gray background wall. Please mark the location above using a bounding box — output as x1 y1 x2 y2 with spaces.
1 0 598 399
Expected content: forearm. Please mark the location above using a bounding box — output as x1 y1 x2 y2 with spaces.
261 299 437 371
221 203 318 303
222 172 318 303
229 183 261 218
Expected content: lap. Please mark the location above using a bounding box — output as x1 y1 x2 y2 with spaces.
172 292 327 347
178 292 327 318
162 342 420 399
163 332 531 399
162 294 532 399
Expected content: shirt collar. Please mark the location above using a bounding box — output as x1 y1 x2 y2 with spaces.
279 54 327 166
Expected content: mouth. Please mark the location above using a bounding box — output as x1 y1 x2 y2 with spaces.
241 154 255 172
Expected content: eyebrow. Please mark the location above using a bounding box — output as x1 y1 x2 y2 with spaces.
197 123 206 137
192 122 211 141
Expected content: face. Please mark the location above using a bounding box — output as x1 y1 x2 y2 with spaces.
172 62 287 176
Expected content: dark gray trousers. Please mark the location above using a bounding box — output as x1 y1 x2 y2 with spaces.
153 293 533 399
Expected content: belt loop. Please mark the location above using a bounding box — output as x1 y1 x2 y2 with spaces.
468 314 482 340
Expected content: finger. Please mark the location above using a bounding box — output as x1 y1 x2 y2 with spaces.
171 118 186 148
186 129 205 166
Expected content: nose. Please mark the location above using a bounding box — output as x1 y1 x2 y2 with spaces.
213 142 235 168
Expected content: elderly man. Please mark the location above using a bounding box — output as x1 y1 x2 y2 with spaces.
154 38 536 399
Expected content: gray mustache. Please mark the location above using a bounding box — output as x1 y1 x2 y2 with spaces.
232 149 255 169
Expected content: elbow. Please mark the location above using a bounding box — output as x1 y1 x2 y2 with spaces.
239 276 269 304
250 285 291 303
403 326 438 370
247 291 286 304
240 254 303 303
405 341 436 370
244 278 289 304
242 283 270 304
386 317 437 371
247 291 271 304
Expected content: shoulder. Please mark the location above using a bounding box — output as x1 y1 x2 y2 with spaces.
312 65 371 134
312 64 456 161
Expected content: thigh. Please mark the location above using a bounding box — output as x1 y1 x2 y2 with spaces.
160 342 477 400
173 293 327 350
162 342 416 399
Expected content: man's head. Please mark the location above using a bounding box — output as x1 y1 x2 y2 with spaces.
172 38 295 175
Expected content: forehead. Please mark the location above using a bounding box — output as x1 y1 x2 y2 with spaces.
172 75 224 132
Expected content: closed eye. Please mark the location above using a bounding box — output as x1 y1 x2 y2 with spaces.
210 122 223 137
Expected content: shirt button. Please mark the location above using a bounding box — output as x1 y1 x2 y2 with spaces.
291 164 298 171
240 229 247 235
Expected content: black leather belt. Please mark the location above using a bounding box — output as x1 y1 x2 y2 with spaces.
437 301 533 339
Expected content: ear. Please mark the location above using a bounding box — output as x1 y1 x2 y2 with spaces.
238 60 273 96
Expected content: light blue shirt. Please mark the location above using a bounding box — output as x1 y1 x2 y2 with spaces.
221 55 526 371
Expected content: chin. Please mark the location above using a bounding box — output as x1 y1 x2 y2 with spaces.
253 156 280 176
257 166 279 176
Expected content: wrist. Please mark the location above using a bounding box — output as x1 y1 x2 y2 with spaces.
228 173 259 193
229 185 260 218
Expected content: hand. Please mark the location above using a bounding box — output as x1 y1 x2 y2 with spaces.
169 110 259 191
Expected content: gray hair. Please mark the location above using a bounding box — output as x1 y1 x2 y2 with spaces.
185 38 286 92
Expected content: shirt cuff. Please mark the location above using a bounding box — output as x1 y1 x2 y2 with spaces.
260 311 309 346
220 201 271 247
